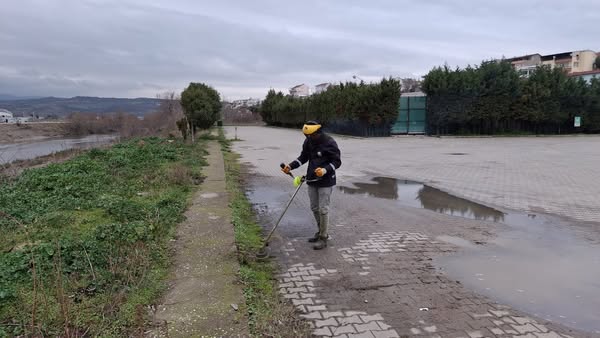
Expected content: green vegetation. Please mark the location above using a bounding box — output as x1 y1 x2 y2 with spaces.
219 130 310 337
259 78 401 136
0 137 207 337
179 82 222 138
423 61 600 134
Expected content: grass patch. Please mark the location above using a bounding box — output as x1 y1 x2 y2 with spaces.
219 129 311 337
0 137 207 337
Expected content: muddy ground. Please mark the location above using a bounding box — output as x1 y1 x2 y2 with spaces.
0 122 69 143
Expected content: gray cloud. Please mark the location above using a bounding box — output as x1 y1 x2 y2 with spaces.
1 0 598 100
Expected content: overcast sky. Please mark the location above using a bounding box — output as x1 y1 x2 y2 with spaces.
1 0 599 100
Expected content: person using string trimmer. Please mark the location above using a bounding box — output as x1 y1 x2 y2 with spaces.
282 121 342 250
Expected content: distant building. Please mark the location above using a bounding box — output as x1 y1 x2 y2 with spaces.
0 109 33 123
0 109 13 123
506 54 542 77
231 98 261 108
505 50 598 77
0 109 12 118
314 83 331 94
290 84 310 97
568 69 600 84
400 78 423 93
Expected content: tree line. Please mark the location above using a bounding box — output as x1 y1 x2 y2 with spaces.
259 78 401 136
422 61 600 135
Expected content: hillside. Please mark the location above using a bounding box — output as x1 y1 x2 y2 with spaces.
0 94 43 101
0 96 162 117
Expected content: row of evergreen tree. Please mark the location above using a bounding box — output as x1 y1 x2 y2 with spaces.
259 78 401 135
422 61 600 134
258 61 600 135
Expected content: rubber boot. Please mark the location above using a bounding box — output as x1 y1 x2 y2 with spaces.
319 212 329 241
308 211 321 243
313 237 328 250
313 213 329 250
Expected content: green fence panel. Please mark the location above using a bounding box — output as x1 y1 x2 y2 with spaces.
392 96 426 134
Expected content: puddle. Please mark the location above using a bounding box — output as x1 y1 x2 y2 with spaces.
435 235 479 249
247 175 600 333
436 220 600 333
338 177 505 222
245 181 319 239
340 176 600 333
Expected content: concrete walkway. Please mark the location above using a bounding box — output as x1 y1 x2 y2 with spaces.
148 141 247 337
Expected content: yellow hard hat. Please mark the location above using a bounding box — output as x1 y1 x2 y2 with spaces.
302 121 322 135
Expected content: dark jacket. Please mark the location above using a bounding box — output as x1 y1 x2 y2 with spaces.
289 133 342 187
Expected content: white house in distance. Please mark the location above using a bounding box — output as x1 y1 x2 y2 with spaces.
0 109 13 123
314 82 331 94
231 98 261 108
0 109 33 123
290 84 310 97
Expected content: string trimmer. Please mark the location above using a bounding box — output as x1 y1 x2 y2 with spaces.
256 163 305 259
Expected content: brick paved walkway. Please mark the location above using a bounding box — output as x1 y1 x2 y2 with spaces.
230 126 600 338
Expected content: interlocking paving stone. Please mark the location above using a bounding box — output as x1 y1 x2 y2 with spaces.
237 127 594 338
332 325 357 335
313 327 332 336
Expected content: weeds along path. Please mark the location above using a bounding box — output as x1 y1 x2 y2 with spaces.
0 137 207 337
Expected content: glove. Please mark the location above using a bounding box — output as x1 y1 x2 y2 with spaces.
281 164 291 174
315 167 327 177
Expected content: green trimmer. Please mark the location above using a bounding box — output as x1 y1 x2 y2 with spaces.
256 163 305 259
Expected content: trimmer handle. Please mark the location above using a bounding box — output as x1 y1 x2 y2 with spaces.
280 163 294 178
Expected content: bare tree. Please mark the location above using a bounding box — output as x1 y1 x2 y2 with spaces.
63 112 97 136
61 92 186 139
146 91 184 136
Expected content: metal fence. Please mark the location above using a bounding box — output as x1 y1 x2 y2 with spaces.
324 119 391 137
391 94 427 135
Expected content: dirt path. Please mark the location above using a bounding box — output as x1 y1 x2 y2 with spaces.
148 141 248 337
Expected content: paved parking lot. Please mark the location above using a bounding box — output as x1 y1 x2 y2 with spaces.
228 126 600 338
230 126 600 223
